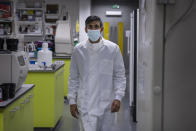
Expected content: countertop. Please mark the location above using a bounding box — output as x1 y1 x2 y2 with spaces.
28 63 64 72
29 56 71 60
0 84 35 108
53 56 71 59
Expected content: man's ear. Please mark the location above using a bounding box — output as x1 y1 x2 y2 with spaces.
85 27 88 33
100 27 104 32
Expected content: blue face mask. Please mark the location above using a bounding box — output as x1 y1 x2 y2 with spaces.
87 29 101 42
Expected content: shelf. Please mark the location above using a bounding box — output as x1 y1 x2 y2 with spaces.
16 8 43 11
0 17 13 22
0 35 12 37
45 33 54 35
16 33 43 36
45 14 58 19
23 34 43 36
17 21 42 24
45 23 56 26
45 14 59 15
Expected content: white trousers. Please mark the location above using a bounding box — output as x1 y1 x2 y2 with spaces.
79 111 115 131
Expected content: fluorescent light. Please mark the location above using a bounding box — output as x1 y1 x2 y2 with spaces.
106 11 122 16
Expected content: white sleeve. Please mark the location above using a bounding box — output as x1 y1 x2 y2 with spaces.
113 46 126 101
68 47 80 105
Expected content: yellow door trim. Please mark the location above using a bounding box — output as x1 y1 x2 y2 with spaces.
118 22 124 55
104 22 109 40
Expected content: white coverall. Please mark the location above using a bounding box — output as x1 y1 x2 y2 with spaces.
68 38 126 131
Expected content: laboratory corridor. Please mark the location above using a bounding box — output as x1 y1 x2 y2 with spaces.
1 0 196 131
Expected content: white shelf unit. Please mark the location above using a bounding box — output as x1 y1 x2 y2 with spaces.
0 17 14 22
0 35 14 38
23 34 43 36
44 2 60 43
45 14 59 19
14 0 44 36
0 0 15 37
16 21 42 24
15 7 43 10
45 23 57 26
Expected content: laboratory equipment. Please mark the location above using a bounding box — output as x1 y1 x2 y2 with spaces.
2 83 16 98
6 38 19 51
74 38 78 46
24 42 36 58
0 85 9 100
0 50 28 92
0 86 2 102
0 38 4 49
55 20 73 56
37 42 52 67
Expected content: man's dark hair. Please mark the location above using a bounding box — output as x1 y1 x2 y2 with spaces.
85 16 103 28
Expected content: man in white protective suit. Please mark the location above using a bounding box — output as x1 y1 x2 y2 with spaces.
68 16 126 131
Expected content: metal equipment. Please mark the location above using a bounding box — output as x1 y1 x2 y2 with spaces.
55 20 73 56
0 50 28 92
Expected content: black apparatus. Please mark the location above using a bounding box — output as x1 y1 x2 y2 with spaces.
0 83 16 101
0 38 4 50
0 38 18 51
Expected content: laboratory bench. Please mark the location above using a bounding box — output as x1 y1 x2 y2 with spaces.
29 56 71 97
52 57 71 97
0 84 34 131
25 63 65 129
53 56 71 59
28 62 64 72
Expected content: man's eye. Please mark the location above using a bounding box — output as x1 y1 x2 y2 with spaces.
89 25 93 29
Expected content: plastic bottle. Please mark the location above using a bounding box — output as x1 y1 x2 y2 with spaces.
37 42 52 67
74 38 78 46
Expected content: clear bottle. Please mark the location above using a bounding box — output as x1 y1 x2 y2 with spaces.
37 42 52 67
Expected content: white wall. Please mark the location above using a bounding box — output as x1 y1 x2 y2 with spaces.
79 0 91 42
137 0 196 131
137 0 164 131
164 1 196 131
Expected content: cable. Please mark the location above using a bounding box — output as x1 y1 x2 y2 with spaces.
165 0 194 41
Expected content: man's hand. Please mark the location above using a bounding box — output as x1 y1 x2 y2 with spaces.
70 104 79 119
111 99 121 113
